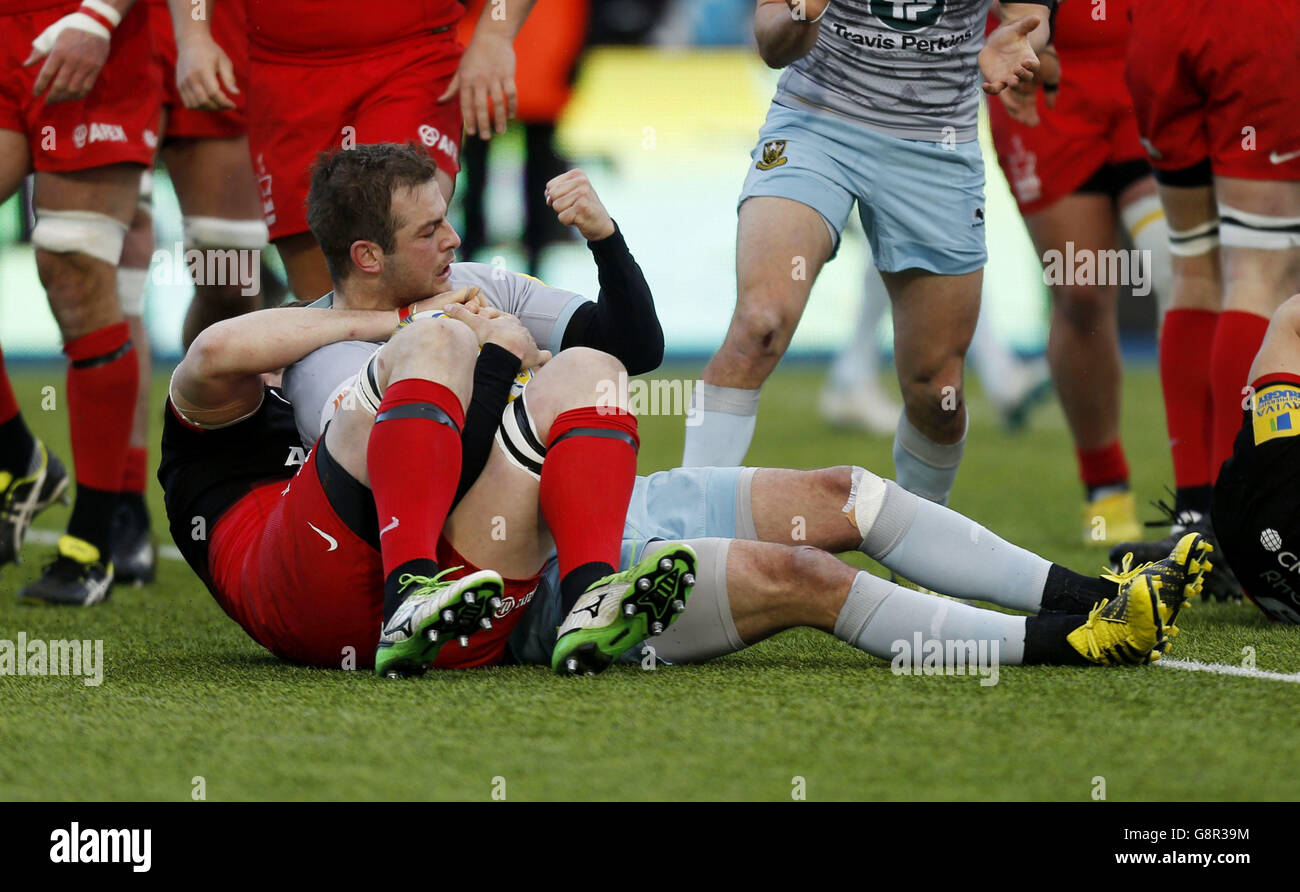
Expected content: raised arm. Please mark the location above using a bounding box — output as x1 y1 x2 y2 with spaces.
754 0 828 69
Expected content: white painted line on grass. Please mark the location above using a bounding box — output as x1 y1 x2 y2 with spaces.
1156 658 1300 684
28 528 183 562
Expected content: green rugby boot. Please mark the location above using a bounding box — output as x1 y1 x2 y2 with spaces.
552 543 697 676
375 568 504 678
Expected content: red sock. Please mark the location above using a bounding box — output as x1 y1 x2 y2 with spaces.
1210 310 1270 476
1076 440 1129 493
122 447 148 494
1159 309 1217 490
65 323 137 492
367 378 464 578
540 407 639 582
0 342 19 425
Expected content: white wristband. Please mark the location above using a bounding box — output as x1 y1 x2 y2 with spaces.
81 0 122 28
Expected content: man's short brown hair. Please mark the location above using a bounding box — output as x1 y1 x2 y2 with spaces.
306 143 441 284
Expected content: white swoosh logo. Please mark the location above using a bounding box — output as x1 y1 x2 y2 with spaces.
380 516 400 536
307 522 338 552
1271 149 1300 164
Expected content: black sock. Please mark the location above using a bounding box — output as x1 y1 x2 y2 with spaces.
559 561 615 615
1023 614 1093 665
1040 564 1115 614
121 490 149 525
0 413 36 474
1174 485 1212 519
383 558 440 624
66 485 118 558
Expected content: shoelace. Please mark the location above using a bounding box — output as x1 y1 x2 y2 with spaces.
396 565 466 598
1100 552 1152 588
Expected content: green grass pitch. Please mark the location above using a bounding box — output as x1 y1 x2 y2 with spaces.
1 363 1296 801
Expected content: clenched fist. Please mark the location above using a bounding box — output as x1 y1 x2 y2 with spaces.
545 169 616 242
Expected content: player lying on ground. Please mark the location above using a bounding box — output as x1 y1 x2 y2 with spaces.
1208 293 1300 625
293 310 1215 674
538 466 1212 674
281 142 664 443
160 302 697 677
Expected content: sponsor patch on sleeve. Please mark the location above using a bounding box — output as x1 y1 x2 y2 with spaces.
1252 383 1300 444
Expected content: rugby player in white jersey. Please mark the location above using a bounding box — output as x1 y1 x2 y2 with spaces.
683 0 1053 511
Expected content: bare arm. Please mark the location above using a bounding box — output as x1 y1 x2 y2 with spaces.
440 0 540 138
754 0 827 70
172 307 404 426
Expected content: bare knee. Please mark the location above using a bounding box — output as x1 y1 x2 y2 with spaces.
898 353 965 432
1052 285 1116 332
35 251 121 339
379 317 478 392
534 346 627 409
727 287 801 362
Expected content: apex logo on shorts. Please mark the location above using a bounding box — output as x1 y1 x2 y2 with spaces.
756 140 788 170
49 822 151 872
871 0 945 32
72 122 127 149
418 124 459 163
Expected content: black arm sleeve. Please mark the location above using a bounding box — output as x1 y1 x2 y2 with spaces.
456 343 522 503
559 221 664 375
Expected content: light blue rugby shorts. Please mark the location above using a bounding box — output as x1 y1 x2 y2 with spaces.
738 101 988 275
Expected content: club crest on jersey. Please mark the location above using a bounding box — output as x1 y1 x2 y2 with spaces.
756 140 788 170
871 0 945 32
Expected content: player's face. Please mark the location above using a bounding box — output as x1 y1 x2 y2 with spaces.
384 180 460 300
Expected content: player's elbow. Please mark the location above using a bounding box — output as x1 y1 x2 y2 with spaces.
621 327 664 376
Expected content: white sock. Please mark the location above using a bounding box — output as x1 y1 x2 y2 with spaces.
1121 193 1172 317
834 571 1026 665
682 382 761 467
827 266 890 393
892 411 966 505
854 474 1051 612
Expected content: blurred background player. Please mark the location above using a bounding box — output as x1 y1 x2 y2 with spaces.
683 0 1052 510
0 0 157 603
1114 0 1300 597
106 0 269 585
210 0 539 302
986 0 1170 544
456 0 590 275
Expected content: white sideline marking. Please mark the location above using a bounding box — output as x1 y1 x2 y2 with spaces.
28 528 183 562
1156 658 1300 684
